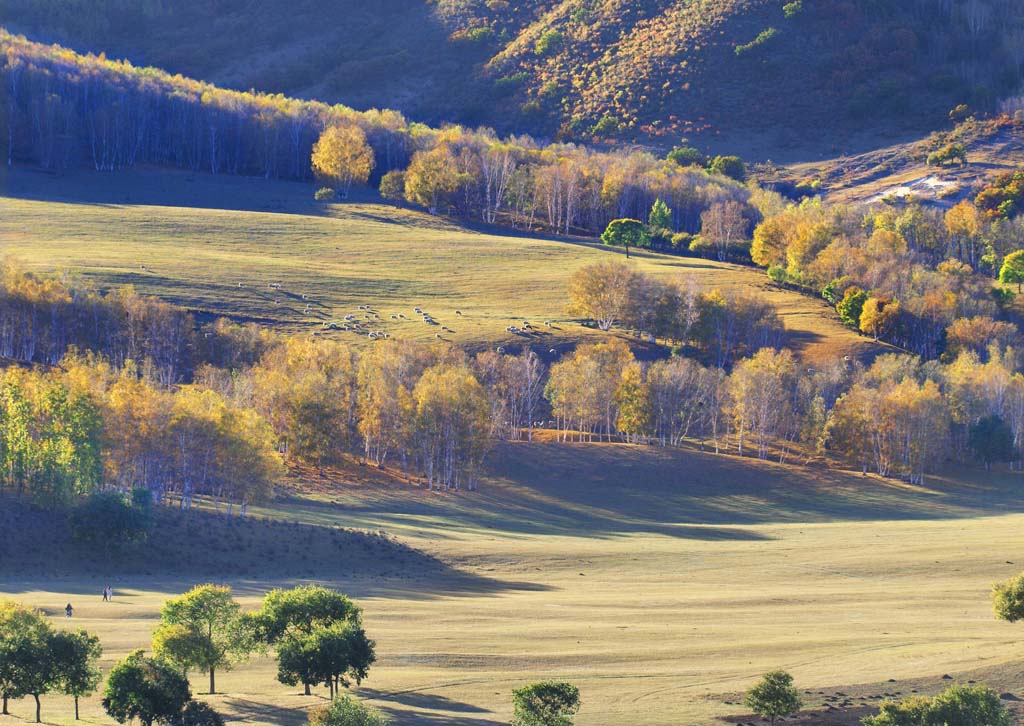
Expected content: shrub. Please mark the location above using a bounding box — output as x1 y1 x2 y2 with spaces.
512 681 580 726
591 115 621 138
308 696 388 726
862 685 1011 726
783 1 803 19
70 490 152 551
666 146 705 167
707 155 746 181
735 27 778 56
767 265 788 284
534 30 563 56
175 702 225 726
379 171 405 201
314 187 336 201
670 232 692 250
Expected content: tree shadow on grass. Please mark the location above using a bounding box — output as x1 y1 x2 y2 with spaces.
278 440 1024 542
358 688 492 714
0 495 552 600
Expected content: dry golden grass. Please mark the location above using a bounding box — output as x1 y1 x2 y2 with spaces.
0 166 873 364
3 441 1024 726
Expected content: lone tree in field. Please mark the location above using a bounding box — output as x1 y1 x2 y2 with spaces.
512 681 580 726
254 585 371 696
153 584 254 694
309 695 388 726
744 670 802 726
999 250 1024 293
311 124 375 199
102 651 191 726
50 630 103 720
0 600 49 716
601 218 649 259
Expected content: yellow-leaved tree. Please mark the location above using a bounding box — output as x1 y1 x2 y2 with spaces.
311 124 375 199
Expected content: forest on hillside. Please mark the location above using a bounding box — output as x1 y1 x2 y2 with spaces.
3 1 1023 153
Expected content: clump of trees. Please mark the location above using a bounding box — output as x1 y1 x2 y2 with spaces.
252 586 375 699
0 600 102 722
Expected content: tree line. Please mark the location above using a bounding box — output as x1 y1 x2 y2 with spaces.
0 30 753 238
5 256 1024 504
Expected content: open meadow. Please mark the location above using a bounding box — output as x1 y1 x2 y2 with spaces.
2 441 1024 726
0 166 873 365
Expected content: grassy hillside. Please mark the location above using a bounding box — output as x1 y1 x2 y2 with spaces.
0 166 875 364
4 442 1024 725
772 114 1024 207
4 1 1022 158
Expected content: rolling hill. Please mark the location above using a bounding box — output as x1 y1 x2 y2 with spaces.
0 165 877 365
4 0 1023 159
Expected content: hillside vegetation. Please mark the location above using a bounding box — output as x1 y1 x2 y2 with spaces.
4 1 1024 156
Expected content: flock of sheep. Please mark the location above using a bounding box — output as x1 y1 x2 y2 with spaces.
238 280 562 350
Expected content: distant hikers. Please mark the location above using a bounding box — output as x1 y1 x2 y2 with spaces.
102 585 113 602
65 603 73 619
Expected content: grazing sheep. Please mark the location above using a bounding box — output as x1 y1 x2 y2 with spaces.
441 326 449 332
414 307 422 314
369 332 377 339
455 310 463 316
237 282 244 288
435 333 443 339
391 314 398 319
496 346 505 353
399 314 406 319
549 348 557 355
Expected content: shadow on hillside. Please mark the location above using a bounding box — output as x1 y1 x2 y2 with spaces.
0 496 551 599
284 441 1024 541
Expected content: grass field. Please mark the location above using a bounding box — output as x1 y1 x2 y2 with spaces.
3 442 1024 726
0 166 874 364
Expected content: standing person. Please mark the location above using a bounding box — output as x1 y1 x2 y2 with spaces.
102 586 108 602
65 602 73 619
106 585 113 601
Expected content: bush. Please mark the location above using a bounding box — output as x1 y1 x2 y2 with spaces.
670 232 692 251
862 685 1011 726
379 171 405 201
666 146 706 167
175 702 225 726
70 490 152 551
314 187 336 201
308 696 388 726
708 155 746 181
591 115 621 138
735 27 778 56
512 681 580 726
534 30 563 56
766 265 788 284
